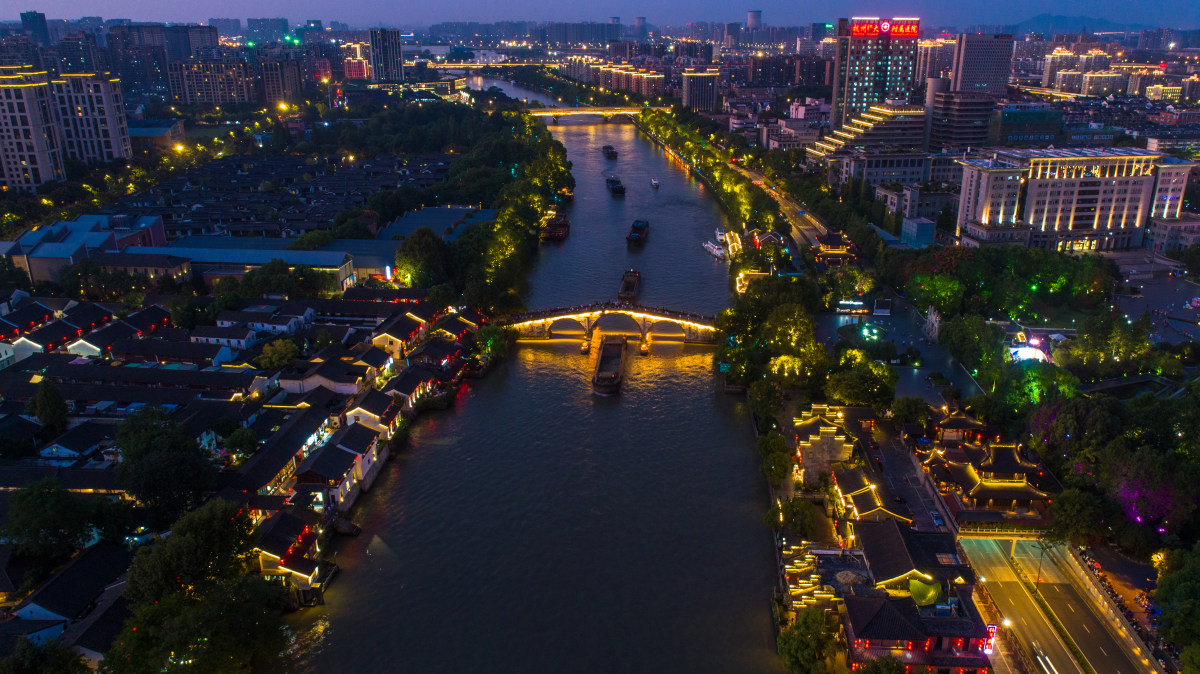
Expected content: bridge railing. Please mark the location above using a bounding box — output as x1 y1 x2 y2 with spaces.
502 301 716 326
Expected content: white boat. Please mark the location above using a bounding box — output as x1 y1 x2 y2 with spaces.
714 227 726 243
703 240 726 260
650 178 660 188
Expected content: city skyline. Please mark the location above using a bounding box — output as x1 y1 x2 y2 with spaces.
9 1 1200 32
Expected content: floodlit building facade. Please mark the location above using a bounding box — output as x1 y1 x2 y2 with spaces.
681 69 718 112
956 148 1195 251
830 17 920 128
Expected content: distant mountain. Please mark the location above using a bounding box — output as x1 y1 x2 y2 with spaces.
1013 14 1155 35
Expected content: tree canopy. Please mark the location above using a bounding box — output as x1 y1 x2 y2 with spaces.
116 407 216 527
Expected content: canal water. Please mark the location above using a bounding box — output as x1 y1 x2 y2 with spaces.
286 78 783 673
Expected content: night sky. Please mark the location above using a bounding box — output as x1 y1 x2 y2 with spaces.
12 0 1200 30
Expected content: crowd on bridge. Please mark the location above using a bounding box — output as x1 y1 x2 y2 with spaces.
502 301 715 326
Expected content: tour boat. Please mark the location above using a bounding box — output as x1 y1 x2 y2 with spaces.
592 335 627 395
650 178 660 188
580 340 590 354
702 240 726 260
606 176 626 196
626 220 649 245
714 227 726 243
618 269 641 300
539 215 571 242
602 145 618 159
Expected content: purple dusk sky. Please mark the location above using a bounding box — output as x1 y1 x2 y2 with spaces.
11 0 1200 29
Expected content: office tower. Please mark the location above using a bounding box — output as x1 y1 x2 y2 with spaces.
923 76 949 144
950 33 1014 97
634 17 647 40
916 39 955 81
830 17 920 128
20 11 50 46
0 66 64 191
747 11 763 30
681 69 718 112
163 25 219 62
1076 50 1110 72
56 32 105 73
724 23 741 48
609 17 621 24
369 29 404 83
167 60 255 104
246 18 289 44
0 35 43 69
329 22 350 32
260 58 303 104
1040 48 1076 87
956 148 1194 251
809 23 833 41
208 18 242 38
342 42 372 80
52 73 131 164
928 91 993 150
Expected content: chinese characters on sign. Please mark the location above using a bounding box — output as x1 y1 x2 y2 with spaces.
849 18 920 38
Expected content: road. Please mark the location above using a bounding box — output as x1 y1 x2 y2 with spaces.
729 164 825 245
962 539 1084 674
1014 541 1143 674
963 538 1147 674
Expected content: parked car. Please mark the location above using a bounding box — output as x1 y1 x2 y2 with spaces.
930 510 945 526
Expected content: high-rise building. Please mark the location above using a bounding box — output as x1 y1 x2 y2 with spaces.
916 39 955 82
1080 71 1127 97
167 59 255 104
57 32 106 73
681 69 718 112
747 11 763 30
208 18 242 38
724 23 741 49
633 17 647 40
20 11 50 46
342 42 372 80
950 33 1014 97
956 148 1195 250
808 102 928 162
830 17 920 129
52 73 131 164
1040 48 1076 88
369 29 404 83
260 58 303 104
163 25 219 62
246 18 289 44
0 65 64 191
928 92 993 150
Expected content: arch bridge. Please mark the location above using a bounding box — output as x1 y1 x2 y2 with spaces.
502 302 717 343
525 107 666 123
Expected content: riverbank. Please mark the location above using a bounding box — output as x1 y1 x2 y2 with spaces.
288 82 782 672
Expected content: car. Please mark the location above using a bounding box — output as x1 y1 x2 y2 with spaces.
930 511 945 526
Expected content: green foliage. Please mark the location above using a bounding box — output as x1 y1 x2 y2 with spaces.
767 498 822 538
777 607 837 674
891 396 930 425
1045 488 1108 545
255 338 300 370
28 379 68 436
938 316 1009 391
395 227 450 288
2 478 94 564
0 637 89 674
825 355 897 411
238 259 335 298
55 260 153 303
116 407 216 527
0 258 31 290
856 657 909 674
1157 542 1200 659
225 427 259 461
124 499 257 606
1052 313 1179 380
105 499 281 672
471 324 508 359
762 304 828 389
748 378 785 420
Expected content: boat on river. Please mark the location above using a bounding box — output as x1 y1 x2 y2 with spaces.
592 335 627 395
618 269 641 300
715 227 726 243
626 219 649 245
703 240 726 260
602 145 618 159
650 178 660 188
606 176 626 196
539 215 570 242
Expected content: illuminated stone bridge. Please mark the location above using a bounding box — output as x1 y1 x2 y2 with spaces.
525 107 667 123
502 302 718 343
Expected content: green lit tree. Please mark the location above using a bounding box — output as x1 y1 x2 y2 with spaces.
777 607 836 674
